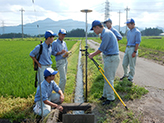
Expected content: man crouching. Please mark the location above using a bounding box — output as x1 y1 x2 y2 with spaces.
33 68 64 117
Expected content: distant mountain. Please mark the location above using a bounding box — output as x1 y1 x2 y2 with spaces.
0 18 92 36
0 18 162 36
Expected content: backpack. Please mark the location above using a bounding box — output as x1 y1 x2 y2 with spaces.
33 44 43 71
33 43 43 88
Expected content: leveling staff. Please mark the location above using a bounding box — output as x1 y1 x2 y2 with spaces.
30 30 56 86
89 20 120 105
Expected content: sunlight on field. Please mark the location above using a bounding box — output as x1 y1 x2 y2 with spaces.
0 38 77 98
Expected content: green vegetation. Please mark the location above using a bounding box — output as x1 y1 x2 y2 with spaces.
86 48 148 123
141 27 163 36
89 36 164 64
0 38 78 122
0 37 159 122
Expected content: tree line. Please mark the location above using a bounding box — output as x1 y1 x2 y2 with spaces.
141 27 163 36
0 28 163 38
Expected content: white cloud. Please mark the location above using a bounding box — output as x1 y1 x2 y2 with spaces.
0 0 163 29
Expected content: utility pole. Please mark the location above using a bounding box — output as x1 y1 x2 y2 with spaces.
105 0 110 21
20 8 25 39
2 21 4 34
124 6 130 35
118 10 122 33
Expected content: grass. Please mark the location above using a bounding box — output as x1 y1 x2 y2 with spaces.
89 36 164 65
0 37 154 122
0 38 77 98
0 37 78 122
85 46 149 123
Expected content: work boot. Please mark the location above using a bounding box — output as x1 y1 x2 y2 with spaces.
120 76 128 80
102 100 114 105
98 96 107 101
128 78 134 82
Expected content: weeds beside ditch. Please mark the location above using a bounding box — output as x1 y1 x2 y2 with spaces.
86 47 149 123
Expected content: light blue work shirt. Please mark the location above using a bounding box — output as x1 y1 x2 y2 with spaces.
127 28 141 46
110 27 122 40
30 41 52 66
52 39 68 61
98 28 119 55
34 80 60 102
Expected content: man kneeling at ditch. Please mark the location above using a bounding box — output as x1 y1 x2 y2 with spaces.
33 68 64 117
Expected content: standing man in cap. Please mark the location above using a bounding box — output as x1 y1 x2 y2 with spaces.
120 18 141 82
33 68 64 117
30 30 56 86
52 29 68 93
103 18 122 41
88 20 120 105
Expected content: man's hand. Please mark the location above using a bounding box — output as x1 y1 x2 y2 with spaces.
61 49 66 54
57 105 63 112
88 53 94 59
132 52 136 58
60 94 64 103
38 63 41 68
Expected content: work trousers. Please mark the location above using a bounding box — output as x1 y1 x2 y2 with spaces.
122 47 138 80
56 58 68 93
37 65 51 86
33 93 61 117
102 54 120 100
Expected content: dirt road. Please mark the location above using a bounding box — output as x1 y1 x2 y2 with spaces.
88 40 164 123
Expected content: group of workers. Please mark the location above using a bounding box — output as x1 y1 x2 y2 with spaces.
29 18 141 117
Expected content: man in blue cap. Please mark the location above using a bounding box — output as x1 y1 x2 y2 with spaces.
103 18 122 41
30 30 56 86
89 20 120 105
120 18 141 82
52 29 69 93
33 68 64 117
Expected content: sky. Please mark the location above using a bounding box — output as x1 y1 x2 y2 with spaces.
0 0 164 29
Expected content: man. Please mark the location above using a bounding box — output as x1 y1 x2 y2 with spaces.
33 68 64 117
103 18 122 41
88 20 120 105
120 18 141 82
52 29 68 93
30 30 56 86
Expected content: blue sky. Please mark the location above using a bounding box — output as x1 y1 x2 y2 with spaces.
0 0 164 29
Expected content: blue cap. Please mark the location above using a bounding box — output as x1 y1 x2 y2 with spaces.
44 68 58 77
125 18 135 24
58 29 67 35
90 20 102 30
103 18 112 24
45 30 56 39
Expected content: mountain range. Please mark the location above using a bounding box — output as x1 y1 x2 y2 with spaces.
0 18 163 36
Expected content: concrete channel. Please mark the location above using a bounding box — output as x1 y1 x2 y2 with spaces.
46 43 95 123
73 43 84 114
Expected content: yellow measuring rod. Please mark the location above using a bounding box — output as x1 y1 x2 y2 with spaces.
91 58 128 110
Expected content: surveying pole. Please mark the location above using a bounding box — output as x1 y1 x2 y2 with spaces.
80 9 92 102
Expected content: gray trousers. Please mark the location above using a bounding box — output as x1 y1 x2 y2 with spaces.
122 47 138 80
102 54 120 100
33 93 61 117
56 59 68 93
